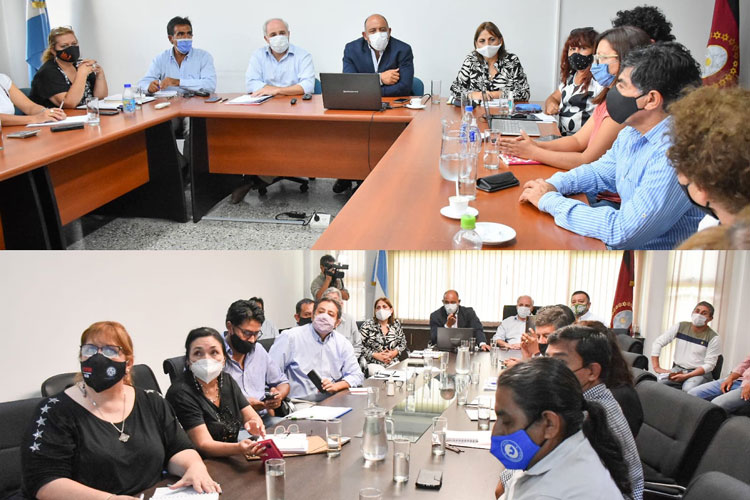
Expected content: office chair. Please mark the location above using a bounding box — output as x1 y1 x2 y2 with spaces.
163 356 186 384
711 355 723 381
258 337 276 352
622 351 649 370
616 333 644 354
412 77 424 96
41 372 77 397
632 367 657 385
130 364 162 394
0 397 43 498
682 472 750 500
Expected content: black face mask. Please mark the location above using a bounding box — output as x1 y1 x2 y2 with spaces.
568 52 594 72
297 316 312 326
679 182 719 219
606 86 648 124
229 332 255 354
56 45 80 63
538 343 549 355
81 353 127 393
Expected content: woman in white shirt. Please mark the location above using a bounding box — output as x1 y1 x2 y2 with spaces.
492 357 632 499
0 73 66 125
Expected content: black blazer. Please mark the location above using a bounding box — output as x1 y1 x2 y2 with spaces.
429 305 486 345
342 36 414 97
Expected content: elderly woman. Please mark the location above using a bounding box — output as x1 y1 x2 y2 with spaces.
165 327 266 459
359 297 407 370
0 73 66 125
22 321 220 499
449 21 530 103
30 26 108 108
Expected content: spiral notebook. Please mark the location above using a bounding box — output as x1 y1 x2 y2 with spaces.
445 430 492 450
150 486 218 499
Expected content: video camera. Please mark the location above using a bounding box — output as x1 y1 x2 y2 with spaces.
323 261 349 280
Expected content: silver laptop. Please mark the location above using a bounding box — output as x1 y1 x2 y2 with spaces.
480 90 541 136
320 73 383 111
436 327 474 351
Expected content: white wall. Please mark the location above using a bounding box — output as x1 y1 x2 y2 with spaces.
2 0 746 98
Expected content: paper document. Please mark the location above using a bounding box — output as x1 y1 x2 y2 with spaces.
27 115 88 127
226 94 272 105
483 377 498 391
348 387 369 395
76 101 121 110
269 433 309 453
533 113 558 122
445 430 492 449
151 486 218 499
102 94 155 104
153 90 178 98
285 406 352 421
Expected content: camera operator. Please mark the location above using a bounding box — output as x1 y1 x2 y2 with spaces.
311 254 350 301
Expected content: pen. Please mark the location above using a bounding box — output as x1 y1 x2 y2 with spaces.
58 100 64 109
139 494 144 500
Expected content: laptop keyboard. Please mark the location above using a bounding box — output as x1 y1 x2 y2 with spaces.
491 119 541 136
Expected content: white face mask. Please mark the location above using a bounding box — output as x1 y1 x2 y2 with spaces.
368 31 389 52
376 308 392 321
691 313 708 327
444 303 459 315
268 34 289 54
190 358 223 384
476 43 501 58
517 306 531 318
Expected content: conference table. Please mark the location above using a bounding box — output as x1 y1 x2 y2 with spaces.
140 351 511 499
0 95 603 250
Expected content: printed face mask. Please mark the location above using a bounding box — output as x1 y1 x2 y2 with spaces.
568 52 594 72
56 45 80 63
80 353 126 392
490 419 544 470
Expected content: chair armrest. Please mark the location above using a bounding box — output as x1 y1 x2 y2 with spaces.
643 481 687 499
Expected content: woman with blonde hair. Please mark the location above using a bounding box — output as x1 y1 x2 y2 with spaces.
30 26 108 108
360 297 407 370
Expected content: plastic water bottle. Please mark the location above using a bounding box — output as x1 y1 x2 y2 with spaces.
460 105 473 145
468 115 481 155
452 214 483 249
122 84 136 113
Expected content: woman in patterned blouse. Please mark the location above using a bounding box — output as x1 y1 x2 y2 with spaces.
449 21 530 103
360 297 407 367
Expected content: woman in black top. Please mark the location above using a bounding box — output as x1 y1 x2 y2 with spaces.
30 26 108 108
360 297 407 368
165 328 266 459
21 321 219 499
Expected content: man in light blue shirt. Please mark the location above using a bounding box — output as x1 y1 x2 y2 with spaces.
519 42 703 250
245 18 315 96
269 297 364 399
138 16 216 93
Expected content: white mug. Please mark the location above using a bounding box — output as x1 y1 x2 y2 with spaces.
448 195 469 215
410 97 423 107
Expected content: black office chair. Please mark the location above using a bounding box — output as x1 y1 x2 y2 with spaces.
258 337 275 352
632 367 657 385
611 383 644 438
41 372 77 397
130 364 162 394
13 87 32 116
711 355 724 381
616 333 644 354
163 356 186 384
356 321 364 331
0 397 43 498
622 351 649 370
683 472 750 500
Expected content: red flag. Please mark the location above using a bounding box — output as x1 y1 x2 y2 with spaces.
702 0 740 87
611 251 634 332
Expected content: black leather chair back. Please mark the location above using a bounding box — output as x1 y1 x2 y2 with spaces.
692 416 750 483
163 356 186 384
0 397 43 497
622 351 649 370
632 367 657 385
41 372 77 397
711 355 724 381
616 333 644 354
130 364 161 394
683 472 750 500
258 337 275 352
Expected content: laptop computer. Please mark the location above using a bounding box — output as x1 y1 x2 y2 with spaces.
436 327 474 351
480 90 541 136
320 73 383 111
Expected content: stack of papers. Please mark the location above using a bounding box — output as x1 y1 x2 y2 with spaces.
483 377 498 391
285 406 352 421
27 115 88 127
226 94 272 105
151 486 218 499
445 430 492 450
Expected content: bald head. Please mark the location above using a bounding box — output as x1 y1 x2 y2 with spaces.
443 290 459 303
364 14 389 31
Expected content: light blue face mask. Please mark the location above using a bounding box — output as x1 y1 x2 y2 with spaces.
591 62 614 87
175 38 193 54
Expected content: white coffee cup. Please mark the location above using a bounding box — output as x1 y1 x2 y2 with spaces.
448 195 469 215
410 97 423 107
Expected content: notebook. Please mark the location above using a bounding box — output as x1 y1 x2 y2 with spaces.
445 430 492 450
151 486 218 499
285 405 352 420
226 94 272 105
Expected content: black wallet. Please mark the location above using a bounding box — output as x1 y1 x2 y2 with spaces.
477 172 520 193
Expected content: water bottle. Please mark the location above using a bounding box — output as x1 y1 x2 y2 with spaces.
452 214 483 249
122 84 136 113
460 105 473 146
468 115 481 155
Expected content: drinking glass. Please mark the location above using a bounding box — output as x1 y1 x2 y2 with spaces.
423 351 433 380
440 129 463 181
491 346 501 368
484 129 501 170
430 79 441 104
455 346 470 374
431 416 448 456
477 397 492 431
367 386 380 408
470 361 480 385
265 458 285 500
456 374 470 405
498 90 514 115
359 488 382 500
439 351 449 372
86 97 100 126
393 438 410 483
326 418 342 457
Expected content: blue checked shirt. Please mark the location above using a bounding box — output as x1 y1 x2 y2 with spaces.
245 44 315 94
138 47 217 92
538 117 702 249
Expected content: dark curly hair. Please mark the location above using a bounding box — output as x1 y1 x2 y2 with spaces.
559 27 598 87
667 85 750 215
612 5 675 42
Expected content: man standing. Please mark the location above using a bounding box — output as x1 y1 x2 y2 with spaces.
570 290 605 324
311 255 350 301
651 301 721 391
429 290 489 350
492 295 534 349
222 300 290 421
519 42 703 249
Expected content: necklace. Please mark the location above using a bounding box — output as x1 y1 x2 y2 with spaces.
193 374 221 406
79 383 130 442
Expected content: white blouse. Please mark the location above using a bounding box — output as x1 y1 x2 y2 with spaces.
0 73 15 115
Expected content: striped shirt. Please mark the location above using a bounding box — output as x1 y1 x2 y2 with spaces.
538 117 703 249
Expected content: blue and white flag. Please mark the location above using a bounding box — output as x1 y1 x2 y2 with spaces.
370 250 388 299
26 1 51 82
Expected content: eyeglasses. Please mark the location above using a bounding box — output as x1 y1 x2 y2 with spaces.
234 326 262 340
273 424 300 436
80 344 123 359
593 54 618 64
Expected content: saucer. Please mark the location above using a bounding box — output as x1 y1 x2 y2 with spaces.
440 206 479 220
474 222 516 245
406 103 427 109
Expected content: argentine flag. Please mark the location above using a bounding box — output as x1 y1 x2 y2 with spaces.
370 250 388 299
26 1 51 82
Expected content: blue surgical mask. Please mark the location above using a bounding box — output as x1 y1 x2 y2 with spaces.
591 62 614 87
175 38 193 54
490 420 544 470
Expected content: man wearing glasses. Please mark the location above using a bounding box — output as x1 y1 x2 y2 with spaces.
222 300 290 419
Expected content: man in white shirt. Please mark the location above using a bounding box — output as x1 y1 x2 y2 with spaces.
570 290 606 324
651 301 721 392
322 287 362 359
492 295 534 349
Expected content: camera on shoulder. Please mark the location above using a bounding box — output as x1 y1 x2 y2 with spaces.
324 261 349 280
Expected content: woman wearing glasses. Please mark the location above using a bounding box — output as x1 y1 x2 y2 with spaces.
30 26 108 108
21 321 220 499
165 327 267 460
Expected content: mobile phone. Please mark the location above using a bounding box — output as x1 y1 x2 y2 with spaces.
307 370 327 393
394 98 409 103
526 316 535 334
7 129 40 139
261 391 275 401
256 439 284 462
204 96 221 103
416 469 443 490
99 109 119 115
51 123 84 132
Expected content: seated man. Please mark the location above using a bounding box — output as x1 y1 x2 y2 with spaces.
492 295 534 350
249 296 279 339
689 351 750 413
322 287 363 358
334 13 414 194
429 290 489 350
506 305 576 367
294 298 314 326
311 255 350 301
246 18 315 96
269 297 364 399
519 42 703 249
651 301 721 391
222 300 290 421
570 290 605 324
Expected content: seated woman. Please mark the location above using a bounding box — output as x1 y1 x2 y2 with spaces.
0 73 66 125
492 357 631 499
21 321 219 499
449 21 530 104
30 26 108 109
499 26 651 176
165 327 266 459
360 297 407 372
544 27 602 136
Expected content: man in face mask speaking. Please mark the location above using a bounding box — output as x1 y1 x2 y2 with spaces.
651 301 722 392
519 42 704 250
429 290 489 350
492 295 535 350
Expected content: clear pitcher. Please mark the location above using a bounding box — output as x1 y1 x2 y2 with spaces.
361 407 395 461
